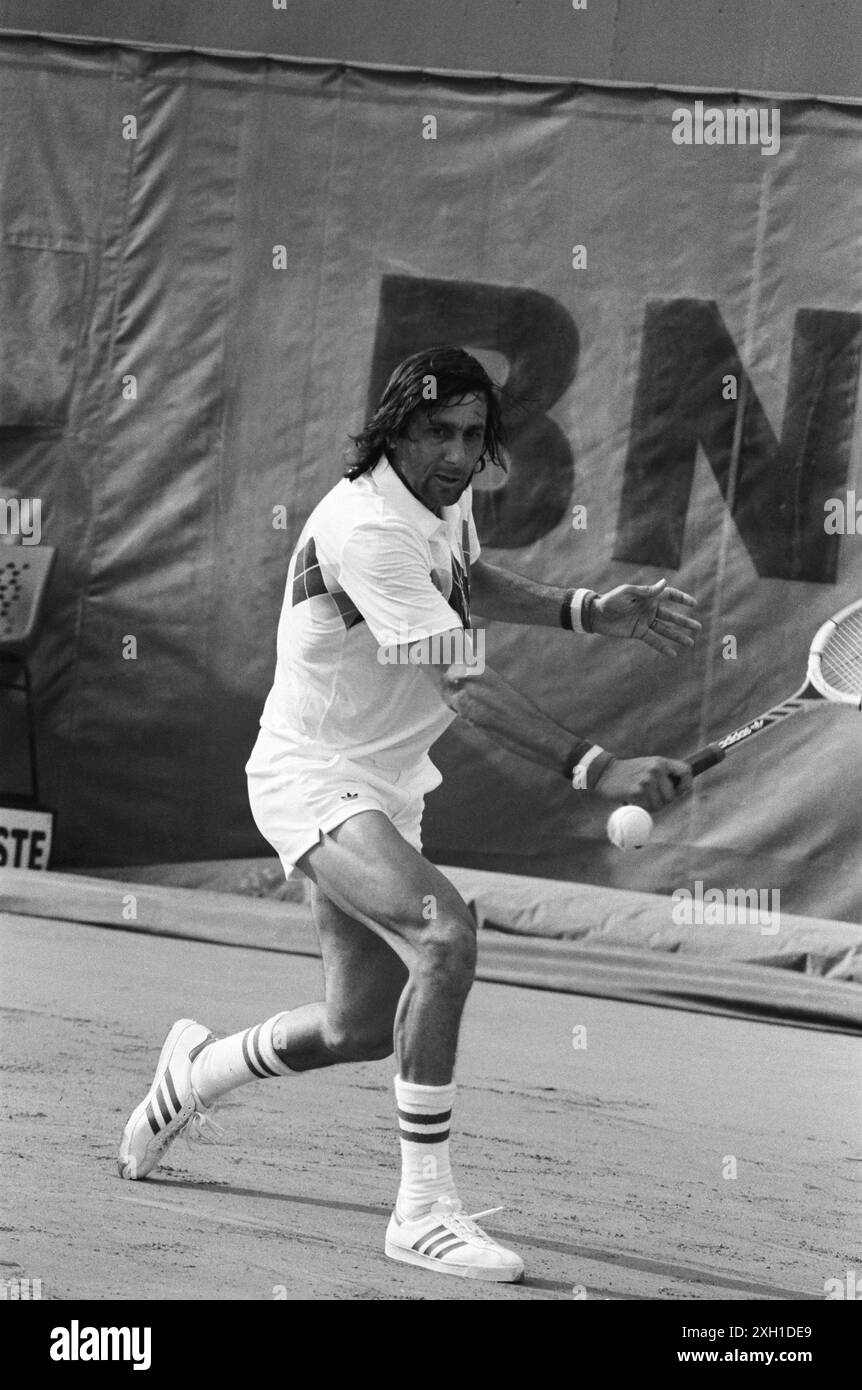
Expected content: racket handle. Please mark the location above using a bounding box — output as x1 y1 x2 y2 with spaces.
669 743 725 789
687 743 726 778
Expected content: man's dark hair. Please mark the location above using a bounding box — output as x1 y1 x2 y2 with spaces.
345 346 507 481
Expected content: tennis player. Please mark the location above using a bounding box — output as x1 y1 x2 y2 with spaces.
119 347 700 1283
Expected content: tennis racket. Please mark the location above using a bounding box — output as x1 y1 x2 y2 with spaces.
680 596 862 779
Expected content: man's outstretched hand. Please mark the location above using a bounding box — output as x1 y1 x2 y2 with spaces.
592 579 701 657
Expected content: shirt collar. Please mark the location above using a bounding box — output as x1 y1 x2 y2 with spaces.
371 455 447 537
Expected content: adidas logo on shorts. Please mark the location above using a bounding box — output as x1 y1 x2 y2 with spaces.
340 791 359 800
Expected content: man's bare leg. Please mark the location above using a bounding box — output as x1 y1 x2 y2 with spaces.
268 883 408 1071
294 810 478 1085
288 812 522 1277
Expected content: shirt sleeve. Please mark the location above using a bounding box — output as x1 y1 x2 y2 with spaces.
338 522 465 648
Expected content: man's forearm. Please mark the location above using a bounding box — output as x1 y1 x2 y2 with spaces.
442 661 610 784
470 561 575 626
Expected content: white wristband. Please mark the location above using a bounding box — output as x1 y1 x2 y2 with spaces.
570 588 593 634
571 744 609 790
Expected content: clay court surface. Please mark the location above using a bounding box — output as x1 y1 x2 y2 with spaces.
2 909 857 1302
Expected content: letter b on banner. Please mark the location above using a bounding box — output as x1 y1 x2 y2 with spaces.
367 275 579 546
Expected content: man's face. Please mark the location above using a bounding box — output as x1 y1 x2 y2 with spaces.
388 394 488 513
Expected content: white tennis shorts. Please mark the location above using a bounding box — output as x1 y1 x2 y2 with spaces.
246 727 443 878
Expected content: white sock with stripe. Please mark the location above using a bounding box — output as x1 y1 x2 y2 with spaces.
189 1014 294 1106
394 1075 459 1220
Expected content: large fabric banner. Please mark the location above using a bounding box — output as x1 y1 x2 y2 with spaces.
1 36 860 919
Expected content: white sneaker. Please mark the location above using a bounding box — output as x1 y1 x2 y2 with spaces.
118 1019 221 1180
385 1196 524 1282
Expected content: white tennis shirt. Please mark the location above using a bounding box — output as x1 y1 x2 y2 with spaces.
257 455 481 769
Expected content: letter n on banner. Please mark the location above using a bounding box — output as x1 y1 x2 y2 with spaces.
614 300 862 583
367 275 579 546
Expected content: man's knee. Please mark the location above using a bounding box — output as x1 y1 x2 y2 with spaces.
414 910 477 992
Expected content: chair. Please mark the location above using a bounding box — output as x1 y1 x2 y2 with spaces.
0 545 56 804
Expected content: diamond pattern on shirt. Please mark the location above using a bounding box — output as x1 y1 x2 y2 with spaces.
290 536 364 630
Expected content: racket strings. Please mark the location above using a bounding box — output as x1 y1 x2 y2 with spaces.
819 610 862 695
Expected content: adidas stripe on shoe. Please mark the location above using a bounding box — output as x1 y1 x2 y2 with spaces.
118 1019 220 1181
385 1196 524 1282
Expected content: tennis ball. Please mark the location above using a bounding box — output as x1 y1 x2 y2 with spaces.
607 804 654 850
